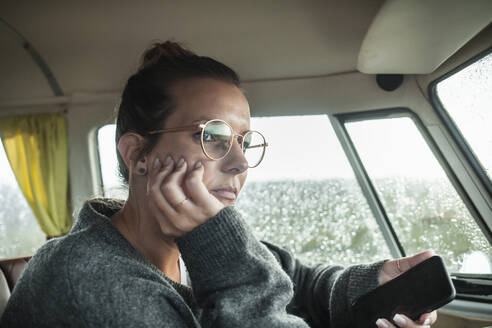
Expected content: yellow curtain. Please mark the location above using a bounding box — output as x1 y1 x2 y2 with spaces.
0 113 72 237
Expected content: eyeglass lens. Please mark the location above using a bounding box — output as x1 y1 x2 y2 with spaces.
202 121 266 167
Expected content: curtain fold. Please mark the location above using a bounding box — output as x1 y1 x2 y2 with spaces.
0 113 72 237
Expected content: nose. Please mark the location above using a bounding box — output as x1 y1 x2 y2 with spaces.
221 139 248 174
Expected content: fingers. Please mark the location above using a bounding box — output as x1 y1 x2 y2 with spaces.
393 314 412 327
184 161 224 217
184 162 209 200
380 250 437 284
146 156 196 236
376 313 433 328
162 157 190 210
147 156 162 195
399 250 435 273
419 311 437 326
145 154 224 237
183 161 208 205
148 156 177 215
376 318 394 328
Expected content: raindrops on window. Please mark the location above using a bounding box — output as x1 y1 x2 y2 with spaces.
347 117 492 274
436 52 492 181
236 179 391 266
235 115 391 267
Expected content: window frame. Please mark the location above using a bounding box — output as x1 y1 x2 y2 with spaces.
330 108 492 255
95 113 492 301
329 113 404 259
96 113 492 248
95 117 395 266
94 123 108 197
331 108 492 302
428 47 492 199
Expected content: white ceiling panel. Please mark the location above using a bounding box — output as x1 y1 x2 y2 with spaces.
0 0 383 101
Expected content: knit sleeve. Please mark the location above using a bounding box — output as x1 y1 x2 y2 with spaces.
263 241 385 328
176 206 310 328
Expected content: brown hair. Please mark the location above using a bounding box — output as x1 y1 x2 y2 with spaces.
115 41 241 184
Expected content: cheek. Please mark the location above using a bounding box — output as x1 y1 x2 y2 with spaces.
200 163 248 191
201 161 221 189
238 171 247 191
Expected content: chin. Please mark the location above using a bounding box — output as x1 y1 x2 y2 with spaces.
219 198 236 207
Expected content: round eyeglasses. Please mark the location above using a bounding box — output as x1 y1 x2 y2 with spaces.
148 119 268 168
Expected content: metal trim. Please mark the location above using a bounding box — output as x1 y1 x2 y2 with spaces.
329 114 404 259
0 17 63 97
428 47 492 198
333 108 492 247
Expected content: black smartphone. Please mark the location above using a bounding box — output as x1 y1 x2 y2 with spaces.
352 255 456 328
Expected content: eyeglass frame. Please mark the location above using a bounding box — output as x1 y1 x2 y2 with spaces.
148 119 268 168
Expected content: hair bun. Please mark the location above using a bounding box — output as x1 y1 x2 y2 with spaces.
140 41 195 70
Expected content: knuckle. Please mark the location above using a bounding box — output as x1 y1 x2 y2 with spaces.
159 223 179 238
164 167 177 178
155 169 169 180
173 219 193 233
158 223 172 235
185 176 199 188
161 183 174 195
150 184 160 195
187 171 202 184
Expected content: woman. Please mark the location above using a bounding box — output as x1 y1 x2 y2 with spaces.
1 42 437 328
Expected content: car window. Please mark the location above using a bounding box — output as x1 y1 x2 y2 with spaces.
97 125 128 199
97 115 392 267
435 51 492 182
0 140 45 258
235 115 392 266
345 116 492 274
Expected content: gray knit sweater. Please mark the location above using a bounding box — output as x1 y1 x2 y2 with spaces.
1 199 383 327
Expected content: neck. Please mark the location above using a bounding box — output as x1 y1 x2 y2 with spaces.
111 194 181 283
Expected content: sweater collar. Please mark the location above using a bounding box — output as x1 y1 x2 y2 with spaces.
71 198 124 233
70 198 195 295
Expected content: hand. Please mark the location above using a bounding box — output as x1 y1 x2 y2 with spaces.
375 250 438 328
375 312 437 328
146 155 224 238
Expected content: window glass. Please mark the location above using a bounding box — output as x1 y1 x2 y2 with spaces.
435 52 492 181
236 115 391 266
0 140 45 258
346 117 492 274
97 116 391 267
97 125 128 199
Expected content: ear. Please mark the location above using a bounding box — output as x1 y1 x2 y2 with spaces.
117 132 148 176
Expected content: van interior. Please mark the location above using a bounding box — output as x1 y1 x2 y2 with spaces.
1 1 492 326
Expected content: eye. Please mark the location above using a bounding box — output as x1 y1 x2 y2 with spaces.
201 131 216 142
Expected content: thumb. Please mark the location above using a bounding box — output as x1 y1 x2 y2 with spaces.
379 250 436 284
400 250 435 272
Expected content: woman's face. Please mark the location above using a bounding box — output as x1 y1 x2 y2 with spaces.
149 78 250 206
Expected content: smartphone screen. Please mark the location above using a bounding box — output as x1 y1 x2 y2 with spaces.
352 256 455 328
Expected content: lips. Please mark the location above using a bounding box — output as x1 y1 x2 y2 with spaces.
211 187 237 200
